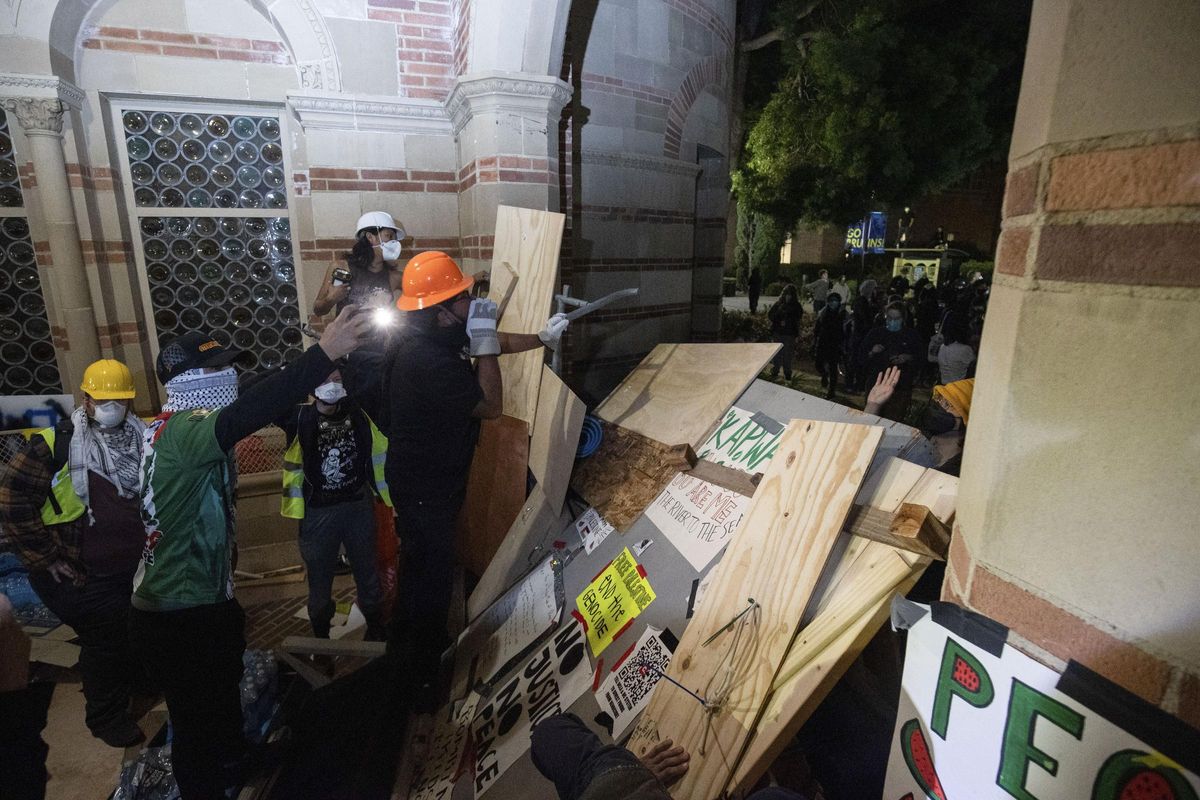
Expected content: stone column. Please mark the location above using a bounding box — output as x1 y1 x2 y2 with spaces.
942 0 1200 723
446 71 572 276
2 95 101 387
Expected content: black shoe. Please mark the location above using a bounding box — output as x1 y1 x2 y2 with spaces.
333 554 352 576
96 718 145 748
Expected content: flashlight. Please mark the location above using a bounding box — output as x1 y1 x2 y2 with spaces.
371 307 397 327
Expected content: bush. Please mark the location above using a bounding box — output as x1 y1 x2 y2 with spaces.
763 281 784 296
720 309 773 343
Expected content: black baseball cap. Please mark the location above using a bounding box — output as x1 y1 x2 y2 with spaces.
156 331 241 384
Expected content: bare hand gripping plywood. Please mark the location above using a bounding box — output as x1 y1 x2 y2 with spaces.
488 206 565 425
624 419 882 799
594 343 780 447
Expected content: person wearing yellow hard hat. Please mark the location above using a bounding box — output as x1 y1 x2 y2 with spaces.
378 251 569 710
0 359 149 748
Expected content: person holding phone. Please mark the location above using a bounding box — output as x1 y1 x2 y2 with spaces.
313 212 406 319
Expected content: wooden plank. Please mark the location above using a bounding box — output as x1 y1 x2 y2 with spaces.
276 649 331 689
528 365 586 515
280 636 387 658
901 465 959 524
569 421 696 532
466 485 559 621
456 414 531 579
685 458 762 498
489 206 565 425
594 343 780 448
729 540 926 794
624 420 881 799
893 503 952 558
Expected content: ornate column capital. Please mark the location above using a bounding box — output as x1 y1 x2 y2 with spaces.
2 97 65 136
445 70 573 135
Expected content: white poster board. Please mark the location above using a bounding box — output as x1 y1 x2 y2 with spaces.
595 625 677 741
471 618 592 798
883 611 1200 800
407 694 479 800
644 472 750 572
0 394 73 432
694 405 782 475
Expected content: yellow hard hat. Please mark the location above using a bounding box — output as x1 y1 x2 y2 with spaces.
80 359 136 400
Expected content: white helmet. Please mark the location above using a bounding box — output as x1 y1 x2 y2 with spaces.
355 211 403 238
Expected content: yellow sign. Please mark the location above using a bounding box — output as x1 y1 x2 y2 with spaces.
575 547 656 657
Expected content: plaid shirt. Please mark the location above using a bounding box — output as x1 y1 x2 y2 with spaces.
0 436 86 578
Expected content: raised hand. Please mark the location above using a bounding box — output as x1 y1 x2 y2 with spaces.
467 298 501 357
319 304 371 362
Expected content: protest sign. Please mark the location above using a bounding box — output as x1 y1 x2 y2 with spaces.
595 626 678 740
644 471 749 572
575 507 614 555
471 619 592 798
695 405 782 475
408 694 479 800
884 610 1199 800
574 547 656 658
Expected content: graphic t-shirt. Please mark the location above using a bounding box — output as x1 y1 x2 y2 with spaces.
132 409 237 612
310 410 365 506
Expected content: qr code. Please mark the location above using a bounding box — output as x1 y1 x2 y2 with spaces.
607 637 672 713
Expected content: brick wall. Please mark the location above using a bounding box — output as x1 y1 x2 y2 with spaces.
367 0 455 100
81 26 291 64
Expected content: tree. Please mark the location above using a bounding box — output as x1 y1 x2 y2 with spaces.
734 204 786 285
733 0 1031 225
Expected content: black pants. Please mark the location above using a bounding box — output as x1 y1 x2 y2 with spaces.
770 335 796 380
0 682 54 800
388 499 461 697
815 353 840 396
129 600 247 800
28 569 140 739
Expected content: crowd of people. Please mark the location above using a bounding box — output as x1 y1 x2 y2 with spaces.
0 210 573 799
760 266 990 424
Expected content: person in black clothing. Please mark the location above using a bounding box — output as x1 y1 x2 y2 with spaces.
379 251 567 710
747 267 763 314
1 592 53 800
813 292 845 399
279 370 389 640
767 284 801 380
858 303 925 422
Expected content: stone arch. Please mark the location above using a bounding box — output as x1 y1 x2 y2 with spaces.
47 0 341 90
663 55 728 159
463 0 572 77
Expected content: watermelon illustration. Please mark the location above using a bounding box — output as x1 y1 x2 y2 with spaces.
900 718 947 800
1092 750 1198 800
951 655 980 692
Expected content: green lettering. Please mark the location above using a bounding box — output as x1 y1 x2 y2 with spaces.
997 679 1084 800
930 637 995 739
726 421 758 461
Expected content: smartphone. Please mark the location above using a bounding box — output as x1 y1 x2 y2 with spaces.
332 267 352 286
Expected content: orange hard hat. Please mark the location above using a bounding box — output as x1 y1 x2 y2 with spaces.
396 251 474 310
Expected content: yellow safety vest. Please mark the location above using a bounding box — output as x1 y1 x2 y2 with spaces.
280 412 391 519
35 428 87 526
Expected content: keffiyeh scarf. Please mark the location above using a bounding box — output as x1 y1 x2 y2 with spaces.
162 367 240 412
68 406 147 522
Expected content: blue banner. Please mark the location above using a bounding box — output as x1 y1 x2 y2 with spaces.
846 212 887 254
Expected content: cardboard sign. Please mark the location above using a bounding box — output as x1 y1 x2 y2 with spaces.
883 611 1200 800
408 694 479 800
575 547 656 658
644 471 749 572
470 619 592 798
695 405 782 475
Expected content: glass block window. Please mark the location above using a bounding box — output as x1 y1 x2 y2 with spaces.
117 105 300 374
0 109 23 208
138 215 302 370
0 108 61 395
120 110 286 211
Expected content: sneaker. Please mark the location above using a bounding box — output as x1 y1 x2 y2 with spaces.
96 718 146 748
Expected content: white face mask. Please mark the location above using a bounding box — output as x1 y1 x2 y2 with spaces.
314 382 347 404
93 401 128 428
376 239 402 261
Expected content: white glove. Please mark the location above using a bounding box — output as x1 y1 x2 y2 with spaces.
467 298 501 357
538 313 569 351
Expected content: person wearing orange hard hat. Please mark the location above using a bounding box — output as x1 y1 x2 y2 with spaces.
378 251 569 710
0 359 150 748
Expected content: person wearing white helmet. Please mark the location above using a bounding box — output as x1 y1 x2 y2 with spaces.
313 211 406 318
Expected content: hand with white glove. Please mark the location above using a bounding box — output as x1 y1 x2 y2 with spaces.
538 313 570 351
467 298 501 357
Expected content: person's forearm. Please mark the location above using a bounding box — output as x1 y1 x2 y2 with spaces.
474 356 503 418
498 332 544 354
215 345 336 451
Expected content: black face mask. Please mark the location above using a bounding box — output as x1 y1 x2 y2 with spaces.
430 310 470 351
922 403 959 437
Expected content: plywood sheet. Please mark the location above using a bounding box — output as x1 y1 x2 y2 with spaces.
489 206 565 425
624 419 881 799
466 485 561 621
569 421 696 532
594 343 780 447
730 539 926 794
457 415 531 579
528 365 585 516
